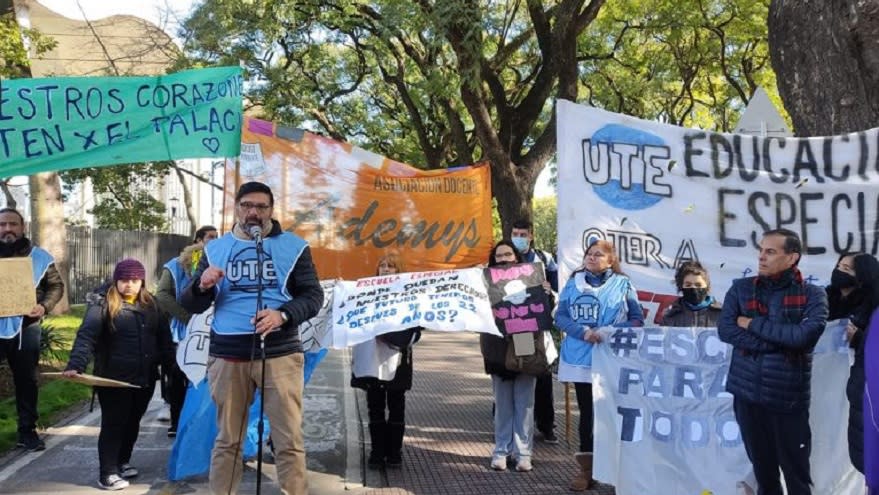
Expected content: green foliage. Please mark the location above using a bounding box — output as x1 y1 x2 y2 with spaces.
61 162 171 231
39 325 67 363
531 196 557 254
580 0 779 131
0 12 57 78
179 0 777 228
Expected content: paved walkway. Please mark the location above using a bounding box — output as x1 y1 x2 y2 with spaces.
357 331 615 495
0 331 615 494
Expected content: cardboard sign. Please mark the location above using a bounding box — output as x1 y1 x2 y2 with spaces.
484 262 554 335
0 257 36 317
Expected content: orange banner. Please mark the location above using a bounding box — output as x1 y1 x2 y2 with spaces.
223 118 493 279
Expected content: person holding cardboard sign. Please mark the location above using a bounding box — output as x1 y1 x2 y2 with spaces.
555 239 644 491
0 207 64 452
64 258 174 491
480 240 552 473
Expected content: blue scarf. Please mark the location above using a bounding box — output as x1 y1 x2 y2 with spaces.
683 295 714 312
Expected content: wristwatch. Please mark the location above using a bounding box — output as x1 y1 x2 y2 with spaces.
279 309 290 324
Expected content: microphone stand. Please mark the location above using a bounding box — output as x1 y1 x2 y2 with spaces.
254 231 267 495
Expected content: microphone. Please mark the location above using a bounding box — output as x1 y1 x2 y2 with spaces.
248 224 263 244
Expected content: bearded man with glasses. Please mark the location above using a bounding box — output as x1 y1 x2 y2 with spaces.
182 181 323 495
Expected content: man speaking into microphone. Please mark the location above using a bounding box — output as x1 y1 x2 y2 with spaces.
182 181 323 495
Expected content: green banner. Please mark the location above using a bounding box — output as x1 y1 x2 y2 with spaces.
0 66 242 178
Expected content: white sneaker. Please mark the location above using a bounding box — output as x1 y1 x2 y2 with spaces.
489 456 507 471
515 458 533 472
98 474 129 490
157 404 171 422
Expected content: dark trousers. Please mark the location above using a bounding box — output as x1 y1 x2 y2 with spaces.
733 398 812 495
534 371 555 434
96 382 156 477
166 361 188 431
574 382 594 453
0 323 41 434
366 387 406 424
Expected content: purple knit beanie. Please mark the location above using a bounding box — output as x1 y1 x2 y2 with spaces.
113 258 146 282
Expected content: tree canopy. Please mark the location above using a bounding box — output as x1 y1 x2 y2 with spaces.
180 0 777 232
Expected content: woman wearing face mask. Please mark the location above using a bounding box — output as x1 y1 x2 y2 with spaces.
351 254 422 470
64 259 173 491
480 240 538 473
555 240 643 491
826 252 879 474
661 261 722 327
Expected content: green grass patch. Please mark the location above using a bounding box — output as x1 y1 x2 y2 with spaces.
0 378 92 452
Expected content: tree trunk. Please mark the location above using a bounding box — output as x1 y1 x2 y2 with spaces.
769 0 879 135
0 181 17 209
29 173 69 313
174 165 198 237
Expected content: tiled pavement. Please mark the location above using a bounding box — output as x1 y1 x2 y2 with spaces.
355 331 616 495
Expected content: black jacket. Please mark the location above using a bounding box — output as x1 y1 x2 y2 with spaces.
351 327 422 391
661 299 723 327
181 220 324 359
718 277 829 411
0 237 64 326
827 285 871 473
66 286 174 387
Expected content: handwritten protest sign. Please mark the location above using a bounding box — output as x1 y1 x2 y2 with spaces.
0 66 242 177
330 268 500 348
591 323 862 495
224 118 493 278
0 257 36 317
484 262 553 335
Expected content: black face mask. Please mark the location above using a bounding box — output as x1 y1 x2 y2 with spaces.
682 287 709 305
831 269 857 289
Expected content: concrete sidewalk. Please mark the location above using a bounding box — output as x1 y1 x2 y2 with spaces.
0 347 358 495
0 331 615 494
356 332 615 495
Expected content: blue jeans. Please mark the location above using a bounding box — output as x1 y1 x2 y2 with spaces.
491 374 536 461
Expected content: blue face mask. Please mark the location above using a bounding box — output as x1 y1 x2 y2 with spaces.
511 236 530 253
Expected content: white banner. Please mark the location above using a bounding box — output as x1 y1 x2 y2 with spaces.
299 280 337 352
330 267 500 348
557 100 879 324
592 321 863 495
176 307 213 386
175 282 335 385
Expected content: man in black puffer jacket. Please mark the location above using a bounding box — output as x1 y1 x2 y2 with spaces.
718 229 828 495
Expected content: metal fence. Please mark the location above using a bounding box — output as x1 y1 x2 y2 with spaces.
66 227 191 305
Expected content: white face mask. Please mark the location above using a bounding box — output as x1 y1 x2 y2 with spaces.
511 236 530 253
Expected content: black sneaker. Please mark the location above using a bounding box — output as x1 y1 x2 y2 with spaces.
167 427 176 438
16 431 45 451
541 430 559 444
119 463 138 478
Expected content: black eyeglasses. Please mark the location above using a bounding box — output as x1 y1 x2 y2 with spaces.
238 202 271 212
